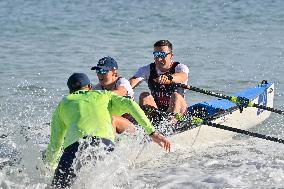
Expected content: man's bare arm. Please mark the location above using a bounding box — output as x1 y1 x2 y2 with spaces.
129 77 142 89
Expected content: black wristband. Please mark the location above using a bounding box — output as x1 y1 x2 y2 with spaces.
149 131 156 136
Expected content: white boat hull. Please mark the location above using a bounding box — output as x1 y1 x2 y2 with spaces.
171 82 275 149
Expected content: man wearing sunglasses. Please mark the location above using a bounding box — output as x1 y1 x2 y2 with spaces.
45 73 171 188
91 56 135 134
130 40 189 120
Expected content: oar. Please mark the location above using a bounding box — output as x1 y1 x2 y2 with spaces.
141 105 284 144
176 83 284 115
174 117 284 144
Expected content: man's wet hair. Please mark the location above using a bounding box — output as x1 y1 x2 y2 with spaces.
154 40 173 51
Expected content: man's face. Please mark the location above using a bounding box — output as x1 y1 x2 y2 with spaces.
96 69 116 86
153 45 173 72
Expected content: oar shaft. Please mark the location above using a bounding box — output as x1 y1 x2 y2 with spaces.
177 83 284 116
177 83 231 100
141 104 284 145
252 104 284 115
203 120 284 144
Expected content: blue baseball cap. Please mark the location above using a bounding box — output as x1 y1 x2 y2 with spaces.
67 73 91 92
91 56 118 71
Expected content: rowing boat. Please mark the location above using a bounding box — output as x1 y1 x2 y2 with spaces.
169 80 275 148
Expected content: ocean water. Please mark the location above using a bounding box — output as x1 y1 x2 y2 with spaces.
0 0 284 188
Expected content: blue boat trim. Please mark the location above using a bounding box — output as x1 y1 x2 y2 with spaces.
188 82 273 117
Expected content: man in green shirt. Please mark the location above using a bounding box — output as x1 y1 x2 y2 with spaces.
45 73 171 188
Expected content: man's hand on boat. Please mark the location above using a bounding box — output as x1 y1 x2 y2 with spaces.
149 131 171 152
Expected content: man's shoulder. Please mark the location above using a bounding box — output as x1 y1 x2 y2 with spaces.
90 89 110 95
137 63 151 70
174 62 189 74
133 64 151 79
136 64 152 73
117 77 130 84
61 91 105 103
175 62 188 68
91 89 122 97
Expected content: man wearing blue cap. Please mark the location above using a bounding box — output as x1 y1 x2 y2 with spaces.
91 56 135 134
91 56 134 99
45 73 171 188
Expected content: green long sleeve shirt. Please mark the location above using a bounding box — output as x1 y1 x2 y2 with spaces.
45 90 155 169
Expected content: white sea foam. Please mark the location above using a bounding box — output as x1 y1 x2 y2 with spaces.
1 0 284 188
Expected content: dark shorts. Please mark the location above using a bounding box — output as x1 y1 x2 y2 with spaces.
156 104 169 112
154 98 169 112
51 137 114 188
